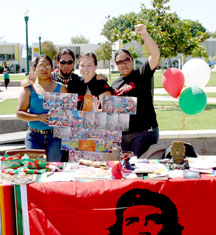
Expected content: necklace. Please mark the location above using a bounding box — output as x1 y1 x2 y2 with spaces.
57 73 73 85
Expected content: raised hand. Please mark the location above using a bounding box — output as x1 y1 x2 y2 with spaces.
27 66 37 84
135 24 147 36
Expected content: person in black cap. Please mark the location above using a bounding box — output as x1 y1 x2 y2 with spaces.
107 188 183 235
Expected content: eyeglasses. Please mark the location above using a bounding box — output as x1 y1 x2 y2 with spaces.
115 57 132 66
59 60 74 65
37 65 52 70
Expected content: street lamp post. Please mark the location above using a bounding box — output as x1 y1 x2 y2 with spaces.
38 34 42 55
24 10 29 75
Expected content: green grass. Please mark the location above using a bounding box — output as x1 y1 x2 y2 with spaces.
155 102 216 130
0 99 18 115
206 71 216 86
153 92 216 97
0 74 27 81
1 98 216 131
206 93 216 98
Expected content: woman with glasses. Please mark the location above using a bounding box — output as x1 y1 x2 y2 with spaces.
16 54 68 162
23 48 109 110
111 24 160 158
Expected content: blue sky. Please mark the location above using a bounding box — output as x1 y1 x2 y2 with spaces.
1 0 215 45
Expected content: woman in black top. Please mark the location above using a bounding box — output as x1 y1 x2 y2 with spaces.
111 24 160 157
78 52 113 109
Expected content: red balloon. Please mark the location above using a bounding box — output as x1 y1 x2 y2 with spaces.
162 68 185 98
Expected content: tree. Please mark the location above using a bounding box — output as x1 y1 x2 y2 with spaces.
207 32 216 38
94 42 112 62
182 19 206 37
102 0 207 59
101 13 138 42
128 47 139 59
41 41 57 60
191 44 209 59
127 47 140 68
70 35 90 44
94 42 112 79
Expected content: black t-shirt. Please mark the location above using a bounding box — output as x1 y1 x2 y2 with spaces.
67 74 113 110
111 61 158 133
84 75 113 97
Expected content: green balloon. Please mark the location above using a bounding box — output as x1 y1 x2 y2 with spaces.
179 87 207 115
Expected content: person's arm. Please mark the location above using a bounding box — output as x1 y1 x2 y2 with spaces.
16 88 49 124
135 24 160 70
96 74 108 81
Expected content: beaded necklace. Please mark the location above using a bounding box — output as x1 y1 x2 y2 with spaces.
57 73 73 85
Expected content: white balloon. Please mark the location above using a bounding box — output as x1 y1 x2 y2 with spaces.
182 58 211 87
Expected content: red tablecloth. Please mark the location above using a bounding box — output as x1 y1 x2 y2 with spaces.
12 177 216 235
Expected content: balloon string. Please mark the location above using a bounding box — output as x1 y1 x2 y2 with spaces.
178 112 186 139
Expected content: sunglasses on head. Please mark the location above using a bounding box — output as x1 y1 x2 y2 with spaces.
59 60 74 65
115 57 132 66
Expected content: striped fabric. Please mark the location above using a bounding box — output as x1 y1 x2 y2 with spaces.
14 184 30 235
0 185 16 235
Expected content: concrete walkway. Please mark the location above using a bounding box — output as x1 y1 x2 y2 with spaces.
0 86 23 101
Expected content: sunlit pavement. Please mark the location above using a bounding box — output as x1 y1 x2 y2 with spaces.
0 86 23 101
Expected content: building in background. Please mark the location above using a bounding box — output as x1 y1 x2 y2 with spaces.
0 43 28 73
202 38 216 64
0 39 216 73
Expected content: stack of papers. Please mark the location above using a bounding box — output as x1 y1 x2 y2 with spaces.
189 159 216 174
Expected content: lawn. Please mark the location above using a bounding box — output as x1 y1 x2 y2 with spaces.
153 92 216 97
1 98 216 131
0 74 27 81
154 101 216 130
0 99 18 115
